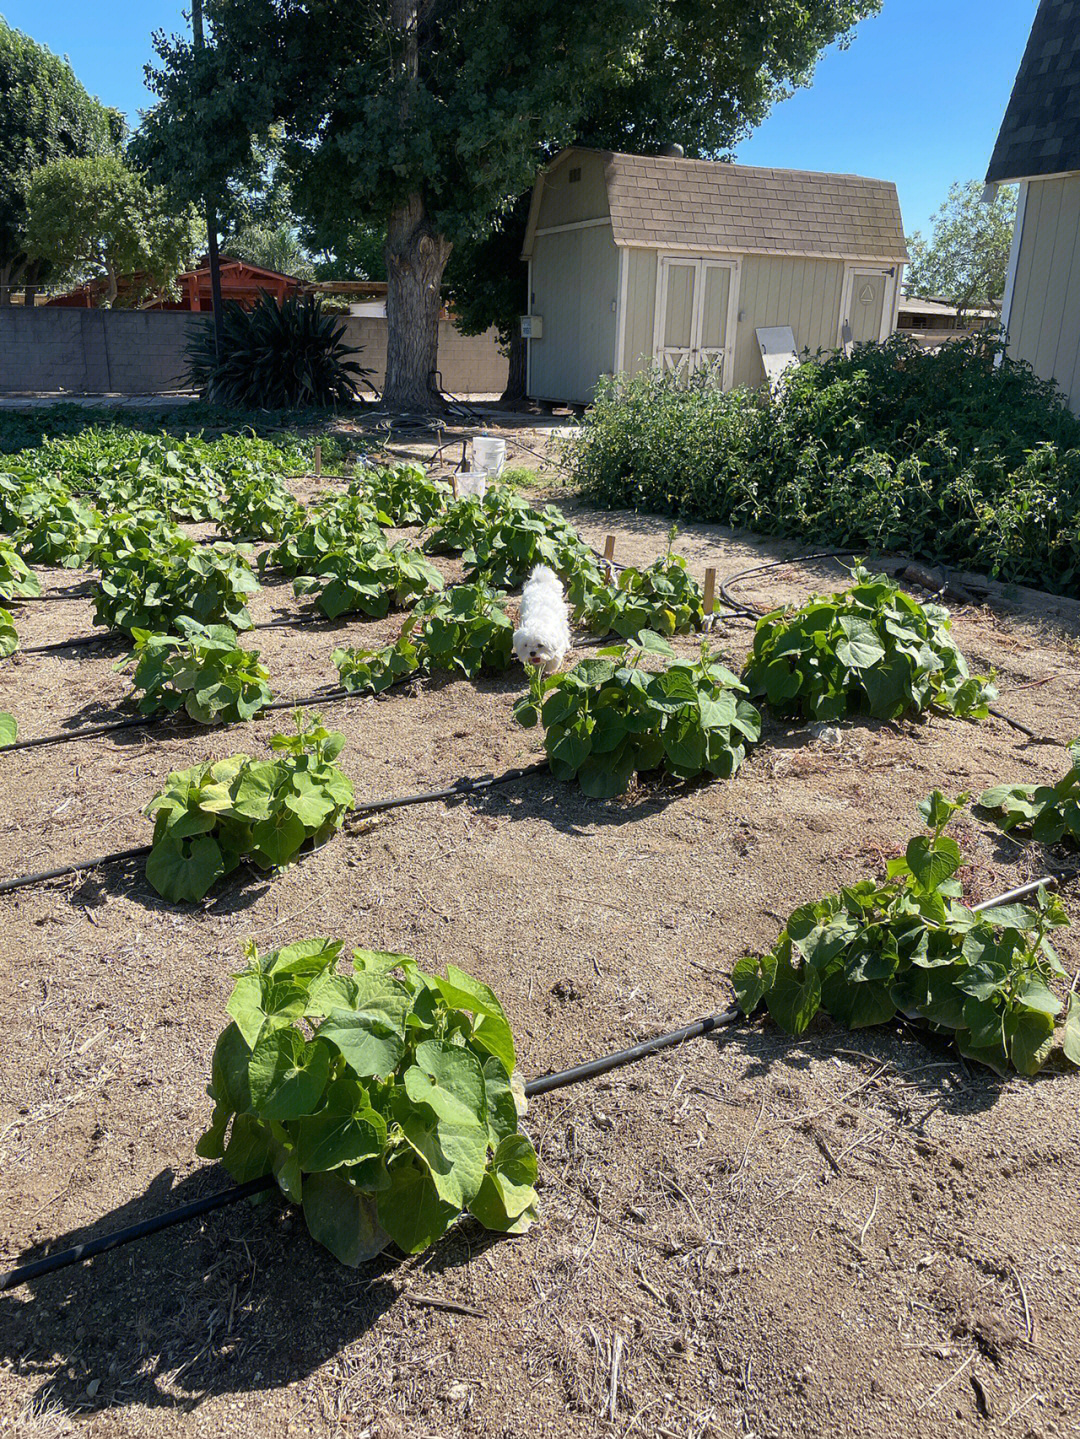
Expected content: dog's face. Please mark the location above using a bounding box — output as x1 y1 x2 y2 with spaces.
513 629 557 668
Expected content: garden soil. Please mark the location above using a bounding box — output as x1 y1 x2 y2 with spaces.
0 470 1078 1439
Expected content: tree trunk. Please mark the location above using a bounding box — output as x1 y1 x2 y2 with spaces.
0 264 11 306
501 332 527 402
383 193 452 411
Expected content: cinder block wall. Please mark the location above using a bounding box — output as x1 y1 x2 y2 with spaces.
0 307 508 397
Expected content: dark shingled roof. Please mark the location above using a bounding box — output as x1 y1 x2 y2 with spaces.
986 0 1080 183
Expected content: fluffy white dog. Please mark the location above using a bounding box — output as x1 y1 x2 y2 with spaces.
513 564 571 672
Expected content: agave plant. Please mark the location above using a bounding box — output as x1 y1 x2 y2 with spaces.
185 291 371 409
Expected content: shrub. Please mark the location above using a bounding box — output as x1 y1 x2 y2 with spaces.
198 939 537 1262
733 791 1080 1075
145 712 353 901
742 567 996 721
93 539 260 634
979 739 1080 846
0 538 40 601
570 530 705 639
124 619 273 724
514 633 761 797
294 539 443 620
185 292 370 409
349 464 450 526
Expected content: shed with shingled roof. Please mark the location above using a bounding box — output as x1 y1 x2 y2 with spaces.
520 147 908 405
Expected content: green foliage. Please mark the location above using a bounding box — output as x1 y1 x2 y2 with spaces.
263 495 384 577
15 494 101 567
570 339 1080 596
0 537 40 601
906 181 1017 317
743 567 996 722
733 794 1078 1076
461 493 598 590
25 153 202 306
93 539 260 635
145 713 354 902
424 492 506 556
0 607 17 657
0 712 15 747
514 634 761 797
979 739 1080 847
185 292 370 409
218 473 305 541
87 511 186 568
198 938 537 1262
333 581 515 692
294 539 443 621
349 464 450 527
124 619 273 724
571 534 705 639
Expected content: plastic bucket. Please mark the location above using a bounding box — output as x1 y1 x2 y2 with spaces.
457 470 488 499
472 435 506 476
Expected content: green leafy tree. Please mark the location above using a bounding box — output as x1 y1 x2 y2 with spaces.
906 180 1017 321
0 18 119 300
444 196 530 400
25 154 202 306
139 0 879 409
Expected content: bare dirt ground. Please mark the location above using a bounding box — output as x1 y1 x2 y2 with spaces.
1 450 1078 1439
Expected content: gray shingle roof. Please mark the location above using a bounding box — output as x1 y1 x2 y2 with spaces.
986 0 1080 183
584 150 907 262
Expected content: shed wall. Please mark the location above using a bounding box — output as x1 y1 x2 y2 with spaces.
1006 173 1080 413
529 226 619 403
535 152 610 229
622 248 659 374
731 255 845 387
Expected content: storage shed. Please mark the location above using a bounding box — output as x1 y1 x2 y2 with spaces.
521 148 908 406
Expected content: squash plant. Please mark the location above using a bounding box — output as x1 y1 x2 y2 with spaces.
462 493 599 589
0 712 15 746
571 535 705 639
124 619 273 724
145 712 354 902
294 539 443 620
514 633 761 797
349 463 450 526
0 538 40 602
198 939 538 1263
0 607 16 657
93 539 260 635
263 496 384 578
979 739 1080 847
733 791 1080 1075
217 474 305 541
743 567 995 721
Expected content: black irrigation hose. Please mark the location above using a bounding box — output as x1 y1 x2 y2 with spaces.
0 760 549 896
0 874 1062 1293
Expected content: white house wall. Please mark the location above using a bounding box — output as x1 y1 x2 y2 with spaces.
1006 173 1080 413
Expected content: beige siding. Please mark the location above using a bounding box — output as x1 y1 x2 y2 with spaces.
622 247 658 374
528 225 619 404
1008 175 1080 413
731 255 845 388
535 152 610 230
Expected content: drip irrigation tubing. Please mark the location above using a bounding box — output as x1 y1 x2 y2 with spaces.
0 759 549 896
16 611 332 658
0 874 1061 1294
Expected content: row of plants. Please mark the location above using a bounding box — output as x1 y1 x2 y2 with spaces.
568 336 1080 598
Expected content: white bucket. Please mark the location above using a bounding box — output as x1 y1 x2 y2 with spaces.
457 470 488 499
472 435 506 477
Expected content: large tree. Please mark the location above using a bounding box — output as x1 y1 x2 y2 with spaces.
906 180 1017 321
0 18 120 301
139 0 879 409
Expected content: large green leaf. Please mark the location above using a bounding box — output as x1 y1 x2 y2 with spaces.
302 1171 389 1265
377 1157 459 1254
468 1134 539 1233
317 1009 405 1078
432 965 516 1075
765 943 821 1035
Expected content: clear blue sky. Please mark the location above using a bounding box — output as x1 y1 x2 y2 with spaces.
2 0 1035 237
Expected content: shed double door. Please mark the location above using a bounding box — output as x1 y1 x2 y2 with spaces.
654 256 737 387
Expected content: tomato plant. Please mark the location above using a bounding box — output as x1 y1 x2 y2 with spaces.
979 739 1080 847
124 619 273 724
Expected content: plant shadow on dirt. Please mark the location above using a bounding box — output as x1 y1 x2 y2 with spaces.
468 764 708 836
68 856 276 918
0 1164 492 1418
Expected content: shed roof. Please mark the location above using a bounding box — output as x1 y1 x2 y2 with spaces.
523 149 908 263
986 0 1080 184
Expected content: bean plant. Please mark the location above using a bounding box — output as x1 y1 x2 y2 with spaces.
16 495 101 567
145 712 354 902
514 633 761 797
94 539 260 635
979 739 1080 847
0 538 40 601
0 607 16 657
571 532 706 639
263 496 384 578
217 474 305 541
294 539 443 620
124 619 273 724
349 463 450 526
743 568 995 722
462 493 599 589
198 938 537 1262
733 791 1080 1075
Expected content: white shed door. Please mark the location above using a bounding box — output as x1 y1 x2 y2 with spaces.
840 267 894 346
655 256 737 386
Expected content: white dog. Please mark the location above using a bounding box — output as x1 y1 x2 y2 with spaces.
513 565 571 672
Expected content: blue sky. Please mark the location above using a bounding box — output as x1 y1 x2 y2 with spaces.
3 0 1034 237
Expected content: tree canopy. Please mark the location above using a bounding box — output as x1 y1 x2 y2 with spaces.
139 0 881 406
906 181 1018 319
0 17 120 297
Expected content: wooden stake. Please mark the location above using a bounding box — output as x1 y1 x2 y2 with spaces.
703 567 716 615
451 474 460 499
314 442 322 477
603 535 616 563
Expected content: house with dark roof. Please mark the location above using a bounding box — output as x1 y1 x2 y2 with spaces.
520 147 908 405
986 0 1080 412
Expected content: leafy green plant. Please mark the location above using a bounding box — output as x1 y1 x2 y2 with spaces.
743 568 995 722
570 530 705 639
0 712 15 747
424 492 500 555
732 792 1079 1075
145 712 354 902
15 495 101 567
349 463 450 526
87 511 185 568
0 607 16 657
514 634 761 798
93 539 260 635
979 739 1080 847
294 539 443 620
0 537 40 601
185 292 370 409
263 495 384 578
198 938 538 1262
217 473 305 541
462 492 598 589
123 619 273 724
